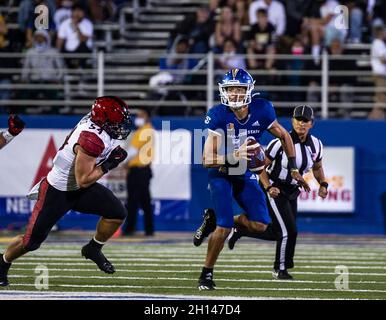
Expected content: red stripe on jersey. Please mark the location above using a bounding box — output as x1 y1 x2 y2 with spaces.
23 179 49 248
77 131 105 157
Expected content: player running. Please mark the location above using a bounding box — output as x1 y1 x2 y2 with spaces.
0 96 132 287
0 115 25 149
195 68 310 290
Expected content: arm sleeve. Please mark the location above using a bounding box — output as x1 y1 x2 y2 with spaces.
77 131 105 157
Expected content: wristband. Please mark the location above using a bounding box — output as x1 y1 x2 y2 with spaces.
2 130 14 144
287 157 297 171
265 186 273 192
320 181 329 189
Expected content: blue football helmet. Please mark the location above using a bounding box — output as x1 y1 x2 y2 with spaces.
218 68 255 109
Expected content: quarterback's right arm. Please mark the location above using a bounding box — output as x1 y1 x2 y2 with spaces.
202 131 225 168
202 131 252 168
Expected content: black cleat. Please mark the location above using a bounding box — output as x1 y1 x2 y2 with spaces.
0 254 11 287
228 228 243 250
81 244 116 274
193 209 216 247
198 278 216 291
272 269 294 280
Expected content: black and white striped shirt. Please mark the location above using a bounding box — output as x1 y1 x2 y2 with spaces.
265 131 323 186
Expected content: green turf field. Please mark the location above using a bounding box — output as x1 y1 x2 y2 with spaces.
1 234 386 300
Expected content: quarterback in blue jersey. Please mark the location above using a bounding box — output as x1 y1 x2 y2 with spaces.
195 68 310 290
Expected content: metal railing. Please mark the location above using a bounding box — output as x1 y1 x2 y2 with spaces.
0 50 383 118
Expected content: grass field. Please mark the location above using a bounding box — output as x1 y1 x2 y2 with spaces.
0 233 386 300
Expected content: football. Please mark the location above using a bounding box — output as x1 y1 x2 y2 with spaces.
247 137 265 174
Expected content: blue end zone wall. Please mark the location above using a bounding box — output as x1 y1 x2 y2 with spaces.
1 115 385 235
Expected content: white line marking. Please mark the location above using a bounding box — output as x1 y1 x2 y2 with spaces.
7 274 386 284
17 257 386 264
0 290 376 300
6 283 386 293
8 267 386 276
11 261 386 270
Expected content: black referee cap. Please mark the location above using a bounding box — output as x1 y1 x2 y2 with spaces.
293 105 314 121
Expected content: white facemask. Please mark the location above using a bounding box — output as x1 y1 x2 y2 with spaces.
134 117 146 128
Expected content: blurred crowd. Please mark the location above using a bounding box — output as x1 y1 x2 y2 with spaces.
159 0 386 119
0 0 126 113
0 0 385 118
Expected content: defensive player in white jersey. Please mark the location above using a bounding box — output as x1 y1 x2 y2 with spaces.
0 96 132 286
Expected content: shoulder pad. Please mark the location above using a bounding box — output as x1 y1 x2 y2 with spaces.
77 131 105 157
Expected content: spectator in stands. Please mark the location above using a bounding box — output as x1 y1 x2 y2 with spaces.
216 38 246 71
246 8 276 70
215 6 241 51
345 0 364 43
0 13 10 103
18 0 56 32
21 30 64 112
367 0 386 29
87 0 116 23
211 0 251 26
302 0 347 65
328 37 357 117
19 0 56 48
248 0 286 36
56 4 93 69
159 36 196 85
369 25 386 119
168 5 214 54
154 36 197 115
285 36 306 102
54 0 75 29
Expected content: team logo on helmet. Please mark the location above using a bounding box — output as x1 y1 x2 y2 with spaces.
231 68 239 79
218 69 255 109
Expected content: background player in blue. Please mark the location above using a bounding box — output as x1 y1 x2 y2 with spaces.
195 68 310 290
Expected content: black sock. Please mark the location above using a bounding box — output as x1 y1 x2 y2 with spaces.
0 254 11 266
88 238 104 250
200 267 213 280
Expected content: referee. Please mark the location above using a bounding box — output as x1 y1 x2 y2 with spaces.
228 105 329 279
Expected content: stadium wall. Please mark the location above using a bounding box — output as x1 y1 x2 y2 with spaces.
0 115 385 235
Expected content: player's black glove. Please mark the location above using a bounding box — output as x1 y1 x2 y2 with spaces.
8 114 25 136
100 146 127 174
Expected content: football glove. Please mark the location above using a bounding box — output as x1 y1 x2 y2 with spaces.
8 114 25 136
100 146 127 173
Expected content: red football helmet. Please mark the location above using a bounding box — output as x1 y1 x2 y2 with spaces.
91 96 132 140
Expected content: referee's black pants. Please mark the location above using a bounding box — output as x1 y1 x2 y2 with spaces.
265 184 300 270
124 166 154 235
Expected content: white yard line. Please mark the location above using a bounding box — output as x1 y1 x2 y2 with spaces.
8 267 386 276
11 261 386 270
0 290 374 300
17 257 386 264
7 274 386 285
5 283 386 293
